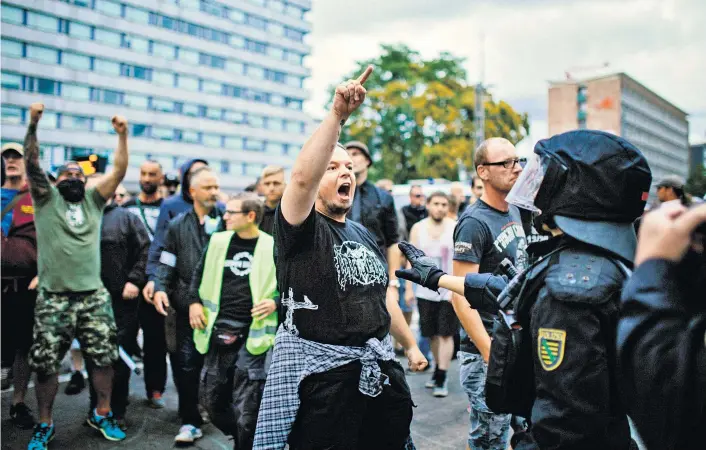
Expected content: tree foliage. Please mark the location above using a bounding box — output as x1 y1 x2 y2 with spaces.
686 164 706 198
329 44 530 183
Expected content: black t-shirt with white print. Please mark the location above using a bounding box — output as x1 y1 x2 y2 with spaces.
218 234 258 325
273 206 390 346
453 199 528 351
123 198 163 241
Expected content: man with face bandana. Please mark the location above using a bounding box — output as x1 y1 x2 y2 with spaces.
22 103 129 449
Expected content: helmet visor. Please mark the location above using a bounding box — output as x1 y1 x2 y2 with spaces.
506 153 546 214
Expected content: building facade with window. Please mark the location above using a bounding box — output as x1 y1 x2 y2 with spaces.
548 72 690 196
1 0 312 192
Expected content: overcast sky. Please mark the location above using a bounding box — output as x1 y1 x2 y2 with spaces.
303 0 706 154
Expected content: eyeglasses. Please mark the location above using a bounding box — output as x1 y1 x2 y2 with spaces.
479 158 527 169
224 210 245 215
114 193 126 198
412 194 424 198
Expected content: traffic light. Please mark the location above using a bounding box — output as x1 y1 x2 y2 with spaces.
577 84 588 129
75 154 108 176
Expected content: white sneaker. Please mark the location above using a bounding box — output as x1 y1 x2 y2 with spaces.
174 424 203 444
425 377 436 389
433 381 449 398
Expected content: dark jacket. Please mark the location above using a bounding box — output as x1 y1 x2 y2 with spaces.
401 204 428 234
617 258 705 450
515 238 632 450
99 203 150 298
1 185 37 283
260 204 277 236
146 158 206 280
347 180 399 258
153 208 223 313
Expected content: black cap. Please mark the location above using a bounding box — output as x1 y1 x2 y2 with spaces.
534 130 652 262
344 141 372 166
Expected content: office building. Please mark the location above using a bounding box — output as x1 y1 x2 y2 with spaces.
1 0 312 192
548 72 690 194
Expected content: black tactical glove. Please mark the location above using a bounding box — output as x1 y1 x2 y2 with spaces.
463 273 508 314
395 241 446 291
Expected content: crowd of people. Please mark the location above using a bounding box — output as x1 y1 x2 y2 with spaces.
1 64 705 450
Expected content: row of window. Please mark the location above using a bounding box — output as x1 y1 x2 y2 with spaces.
2 38 304 102
1 72 306 132
62 0 308 37
1 4 307 70
2 104 296 156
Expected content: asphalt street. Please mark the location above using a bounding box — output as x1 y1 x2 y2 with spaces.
1 357 468 450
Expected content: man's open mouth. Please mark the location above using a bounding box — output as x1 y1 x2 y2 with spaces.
337 182 351 197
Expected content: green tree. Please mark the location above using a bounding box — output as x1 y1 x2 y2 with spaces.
329 44 530 183
686 164 706 198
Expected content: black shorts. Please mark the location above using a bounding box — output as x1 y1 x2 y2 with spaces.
418 298 459 338
289 360 413 450
1 283 37 364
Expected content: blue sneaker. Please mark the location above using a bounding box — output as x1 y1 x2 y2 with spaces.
28 422 55 450
86 410 126 441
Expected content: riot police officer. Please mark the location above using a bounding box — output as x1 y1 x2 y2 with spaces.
397 130 651 449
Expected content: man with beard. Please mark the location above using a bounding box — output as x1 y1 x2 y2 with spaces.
257 165 286 235
401 185 428 235
152 167 223 445
452 137 527 450
406 191 457 397
253 66 427 450
1 142 39 429
23 103 128 448
122 160 168 408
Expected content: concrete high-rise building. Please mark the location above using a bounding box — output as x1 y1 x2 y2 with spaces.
548 73 689 194
1 0 312 192
691 142 705 174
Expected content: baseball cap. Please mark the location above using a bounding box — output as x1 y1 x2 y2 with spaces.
56 161 85 178
344 141 372 166
1 142 24 157
656 174 685 190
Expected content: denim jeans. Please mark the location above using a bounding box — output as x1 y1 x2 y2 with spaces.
458 351 511 450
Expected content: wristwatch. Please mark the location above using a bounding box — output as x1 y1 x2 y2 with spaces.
389 280 400 288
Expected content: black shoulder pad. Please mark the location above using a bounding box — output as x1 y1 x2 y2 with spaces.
543 248 623 305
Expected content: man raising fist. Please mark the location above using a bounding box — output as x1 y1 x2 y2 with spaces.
24 103 129 449
254 66 427 450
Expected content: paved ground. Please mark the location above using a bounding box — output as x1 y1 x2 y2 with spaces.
1 357 468 450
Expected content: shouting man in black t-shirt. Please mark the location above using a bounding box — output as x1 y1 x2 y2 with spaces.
452 138 528 450
253 66 427 450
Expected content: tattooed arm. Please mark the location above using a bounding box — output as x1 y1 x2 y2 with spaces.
94 116 129 201
24 103 51 203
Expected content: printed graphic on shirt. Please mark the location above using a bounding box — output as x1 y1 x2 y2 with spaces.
333 241 388 291
454 242 473 254
494 223 528 271
65 204 85 228
225 251 253 276
281 288 319 336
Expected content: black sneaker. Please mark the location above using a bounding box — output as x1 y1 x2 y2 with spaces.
10 402 36 429
65 371 85 395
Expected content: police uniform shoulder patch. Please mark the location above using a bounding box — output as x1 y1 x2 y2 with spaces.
538 328 566 371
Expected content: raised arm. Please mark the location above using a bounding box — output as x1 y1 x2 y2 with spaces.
24 103 51 202
95 116 129 200
280 65 373 226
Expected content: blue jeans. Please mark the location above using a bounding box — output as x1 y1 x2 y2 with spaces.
458 351 511 450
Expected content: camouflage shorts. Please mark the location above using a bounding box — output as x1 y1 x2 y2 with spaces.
29 287 118 376
458 351 511 450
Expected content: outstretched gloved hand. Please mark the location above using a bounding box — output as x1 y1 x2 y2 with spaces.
395 241 446 291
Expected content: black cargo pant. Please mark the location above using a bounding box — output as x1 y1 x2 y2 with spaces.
288 360 414 450
88 290 139 417
201 334 267 449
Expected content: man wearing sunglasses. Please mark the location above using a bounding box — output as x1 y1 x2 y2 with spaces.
452 138 528 450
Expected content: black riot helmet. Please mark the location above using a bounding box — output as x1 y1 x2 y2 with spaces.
506 130 652 263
